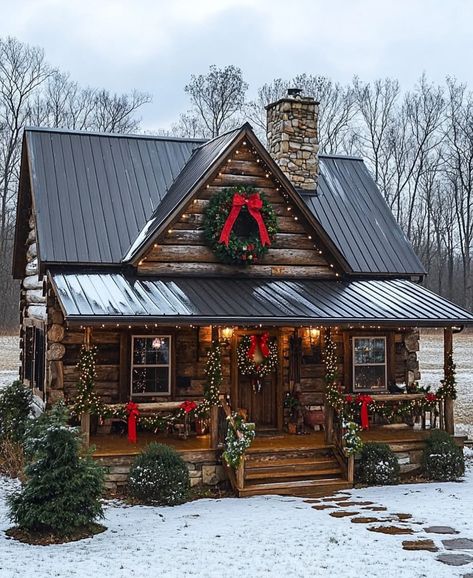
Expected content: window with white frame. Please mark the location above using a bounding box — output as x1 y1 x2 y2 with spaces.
131 336 171 396
352 337 387 392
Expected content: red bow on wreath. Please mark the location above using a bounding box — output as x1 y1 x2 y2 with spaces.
219 193 271 247
248 332 270 366
356 394 373 430
126 401 140 444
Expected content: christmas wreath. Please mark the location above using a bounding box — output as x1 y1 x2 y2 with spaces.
203 186 278 265
237 333 278 392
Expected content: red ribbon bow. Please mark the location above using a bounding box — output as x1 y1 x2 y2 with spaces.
126 401 139 443
248 332 270 366
425 392 437 403
356 394 373 430
218 193 271 247
180 400 197 414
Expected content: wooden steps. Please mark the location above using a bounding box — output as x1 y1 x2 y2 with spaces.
236 445 351 498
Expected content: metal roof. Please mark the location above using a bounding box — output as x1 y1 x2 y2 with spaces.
304 156 426 276
123 126 243 261
21 124 426 278
50 273 473 326
24 128 203 265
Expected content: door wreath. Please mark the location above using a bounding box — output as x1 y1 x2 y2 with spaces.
237 333 278 392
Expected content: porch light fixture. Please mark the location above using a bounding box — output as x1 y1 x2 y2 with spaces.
220 326 233 344
152 337 163 349
309 327 320 342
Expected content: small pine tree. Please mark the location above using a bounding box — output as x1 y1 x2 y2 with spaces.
358 443 400 486
0 381 32 443
8 403 104 535
423 430 465 481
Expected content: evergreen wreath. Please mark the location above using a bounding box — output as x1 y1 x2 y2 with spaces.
237 334 278 392
203 185 278 265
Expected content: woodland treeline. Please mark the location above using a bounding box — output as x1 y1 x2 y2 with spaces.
1 41 472 330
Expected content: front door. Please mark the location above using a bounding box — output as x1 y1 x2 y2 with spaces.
234 331 279 430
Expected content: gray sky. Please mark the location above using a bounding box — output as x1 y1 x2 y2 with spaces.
1 0 472 131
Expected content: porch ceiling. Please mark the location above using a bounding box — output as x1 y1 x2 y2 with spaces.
49 273 473 327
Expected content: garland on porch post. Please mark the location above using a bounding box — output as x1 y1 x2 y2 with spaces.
204 340 222 406
438 350 457 400
322 329 343 411
72 345 103 416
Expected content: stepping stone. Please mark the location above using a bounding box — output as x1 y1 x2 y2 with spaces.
351 517 382 524
312 504 337 510
330 511 359 518
337 501 373 507
402 539 438 552
393 513 413 520
425 526 459 535
368 525 414 535
437 553 473 566
323 496 349 502
303 499 320 504
443 538 473 550
363 506 387 512
462 573 473 577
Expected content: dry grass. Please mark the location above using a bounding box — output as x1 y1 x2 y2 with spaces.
0 438 25 480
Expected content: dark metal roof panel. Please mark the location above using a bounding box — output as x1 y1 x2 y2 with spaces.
304 156 426 276
26 129 201 265
50 273 473 325
123 127 243 261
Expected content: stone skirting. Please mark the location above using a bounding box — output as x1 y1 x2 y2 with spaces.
95 449 226 494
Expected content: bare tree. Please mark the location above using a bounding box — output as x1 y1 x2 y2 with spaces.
183 65 248 138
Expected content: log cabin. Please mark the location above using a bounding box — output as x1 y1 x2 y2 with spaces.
12 90 473 496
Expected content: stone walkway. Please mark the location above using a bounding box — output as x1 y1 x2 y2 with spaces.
305 492 473 574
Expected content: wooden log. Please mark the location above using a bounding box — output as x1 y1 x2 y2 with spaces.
47 342 66 361
210 404 219 449
347 455 354 483
27 305 46 321
28 213 36 229
200 185 285 201
324 404 334 444
105 401 202 411
49 360 64 390
27 228 36 244
146 245 327 267
186 198 290 217
23 276 43 290
25 289 46 304
212 173 274 189
169 212 306 234
220 159 270 178
26 243 37 260
50 308 64 325
236 458 245 490
81 412 90 447
139 261 336 278
25 259 38 276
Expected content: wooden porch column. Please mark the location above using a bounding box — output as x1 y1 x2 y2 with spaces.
210 325 220 449
80 326 92 446
444 327 455 435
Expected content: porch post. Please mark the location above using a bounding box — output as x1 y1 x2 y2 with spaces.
444 327 455 435
210 325 219 449
80 326 92 446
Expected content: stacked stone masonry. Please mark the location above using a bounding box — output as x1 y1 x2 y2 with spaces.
266 95 319 190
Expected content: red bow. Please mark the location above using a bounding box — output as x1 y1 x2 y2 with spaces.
248 333 271 366
356 394 373 430
425 392 437 403
126 401 140 443
180 400 197 414
219 193 271 247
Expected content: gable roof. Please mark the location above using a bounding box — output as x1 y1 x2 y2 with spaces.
15 124 426 279
17 127 203 270
304 156 426 276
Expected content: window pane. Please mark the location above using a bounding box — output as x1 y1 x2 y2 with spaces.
132 367 170 394
133 337 170 365
353 365 386 391
354 338 385 364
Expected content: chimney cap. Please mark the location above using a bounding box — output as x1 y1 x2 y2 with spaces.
287 88 303 97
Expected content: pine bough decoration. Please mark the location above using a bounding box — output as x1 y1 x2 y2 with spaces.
72 345 103 416
222 413 255 468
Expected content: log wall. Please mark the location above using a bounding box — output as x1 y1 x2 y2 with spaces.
138 143 338 279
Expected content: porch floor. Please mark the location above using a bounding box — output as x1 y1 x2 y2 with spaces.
91 426 434 457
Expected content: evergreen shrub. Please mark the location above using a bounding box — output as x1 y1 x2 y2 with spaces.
423 430 465 481
128 443 190 505
358 442 400 485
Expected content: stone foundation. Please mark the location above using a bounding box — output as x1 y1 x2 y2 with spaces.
95 450 227 494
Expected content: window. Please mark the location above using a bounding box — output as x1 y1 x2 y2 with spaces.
352 337 387 392
131 336 171 396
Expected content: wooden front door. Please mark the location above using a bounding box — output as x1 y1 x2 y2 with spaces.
233 331 279 430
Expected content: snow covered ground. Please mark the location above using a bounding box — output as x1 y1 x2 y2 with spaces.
0 336 18 391
1 454 473 578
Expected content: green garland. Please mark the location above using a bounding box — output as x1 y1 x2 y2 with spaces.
222 413 255 468
71 345 103 416
438 351 457 400
342 420 363 456
237 335 278 391
203 186 278 265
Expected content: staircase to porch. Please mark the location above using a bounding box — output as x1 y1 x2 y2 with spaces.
234 444 352 498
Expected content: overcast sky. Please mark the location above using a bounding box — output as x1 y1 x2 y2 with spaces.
1 0 472 131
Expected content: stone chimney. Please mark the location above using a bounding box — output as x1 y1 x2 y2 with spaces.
266 89 319 190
